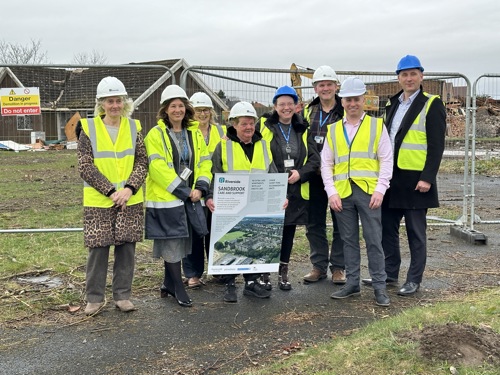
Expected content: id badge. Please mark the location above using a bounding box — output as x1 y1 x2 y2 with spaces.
314 136 324 144
180 167 192 181
284 159 295 168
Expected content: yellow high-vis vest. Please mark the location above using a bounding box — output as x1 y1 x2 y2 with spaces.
326 115 383 199
80 117 144 208
221 139 272 173
397 93 439 171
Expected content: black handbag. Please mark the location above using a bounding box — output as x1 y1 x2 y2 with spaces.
185 200 209 238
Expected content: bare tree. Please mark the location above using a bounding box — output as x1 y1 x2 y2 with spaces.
0 39 49 64
71 50 108 65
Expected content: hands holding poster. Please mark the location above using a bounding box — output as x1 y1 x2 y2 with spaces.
208 173 288 275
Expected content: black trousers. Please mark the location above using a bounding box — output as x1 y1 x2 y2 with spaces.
382 207 428 283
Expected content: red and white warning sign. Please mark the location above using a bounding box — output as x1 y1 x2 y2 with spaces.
0 87 41 116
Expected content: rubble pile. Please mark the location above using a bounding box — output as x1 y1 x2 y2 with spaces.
447 105 500 138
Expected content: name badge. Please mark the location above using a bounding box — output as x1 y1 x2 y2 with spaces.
180 167 193 181
284 159 294 168
314 136 324 144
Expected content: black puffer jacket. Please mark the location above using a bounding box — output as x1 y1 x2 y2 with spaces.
258 112 320 225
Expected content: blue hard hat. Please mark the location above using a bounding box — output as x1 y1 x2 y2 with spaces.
273 85 299 104
396 55 424 74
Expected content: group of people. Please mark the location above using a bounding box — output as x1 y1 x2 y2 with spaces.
77 54 446 315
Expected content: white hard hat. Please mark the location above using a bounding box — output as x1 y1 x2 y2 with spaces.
160 85 188 104
190 92 214 108
228 101 258 120
338 77 366 97
96 76 127 99
312 65 339 84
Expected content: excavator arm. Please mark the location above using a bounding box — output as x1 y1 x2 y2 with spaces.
290 63 314 103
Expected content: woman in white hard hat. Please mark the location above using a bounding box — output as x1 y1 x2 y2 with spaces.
256 86 320 291
77 76 148 315
182 92 227 289
144 85 212 307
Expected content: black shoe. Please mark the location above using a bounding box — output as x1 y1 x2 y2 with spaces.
398 281 420 296
258 273 273 291
160 284 173 298
160 284 192 303
223 283 238 303
330 285 361 299
374 289 390 307
361 277 399 286
175 294 193 307
243 281 271 298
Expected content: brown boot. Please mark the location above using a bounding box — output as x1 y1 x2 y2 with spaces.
332 269 346 285
85 302 104 315
115 300 136 312
278 262 291 291
303 268 327 283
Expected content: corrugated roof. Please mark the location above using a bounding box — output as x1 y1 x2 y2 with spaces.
8 60 181 109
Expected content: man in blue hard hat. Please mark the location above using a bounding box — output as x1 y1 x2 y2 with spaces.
362 55 446 296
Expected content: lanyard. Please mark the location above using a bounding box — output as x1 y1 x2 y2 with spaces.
343 114 365 148
278 123 291 143
319 110 331 129
168 128 189 163
278 123 292 155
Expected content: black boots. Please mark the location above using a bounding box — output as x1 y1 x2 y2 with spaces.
278 262 291 291
163 261 192 307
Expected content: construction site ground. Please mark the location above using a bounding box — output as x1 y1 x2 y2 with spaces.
0 173 499 375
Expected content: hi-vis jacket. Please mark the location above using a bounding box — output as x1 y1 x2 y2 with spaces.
257 112 319 200
383 87 446 209
326 115 384 199
395 93 438 171
257 111 320 226
206 125 277 201
200 123 226 157
80 117 144 207
144 120 212 239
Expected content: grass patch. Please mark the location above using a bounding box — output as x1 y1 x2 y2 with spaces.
238 289 500 375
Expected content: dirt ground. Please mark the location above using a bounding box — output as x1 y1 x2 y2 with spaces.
0 173 499 375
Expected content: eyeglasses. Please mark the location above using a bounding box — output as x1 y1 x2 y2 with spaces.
194 108 210 114
276 102 296 108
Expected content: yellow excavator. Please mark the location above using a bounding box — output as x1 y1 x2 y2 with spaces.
290 63 314 103
290 63 379 111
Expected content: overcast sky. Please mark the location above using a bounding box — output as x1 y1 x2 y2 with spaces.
1 0 499 83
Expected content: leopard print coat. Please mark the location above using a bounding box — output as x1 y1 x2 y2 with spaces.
77 123 148 248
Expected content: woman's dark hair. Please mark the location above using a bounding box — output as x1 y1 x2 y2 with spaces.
156 97 195 128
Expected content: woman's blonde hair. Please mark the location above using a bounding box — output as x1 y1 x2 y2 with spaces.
94 96 134 117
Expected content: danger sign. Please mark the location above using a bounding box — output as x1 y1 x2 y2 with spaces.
0 87 41 116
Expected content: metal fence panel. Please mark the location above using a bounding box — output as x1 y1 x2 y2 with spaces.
1 63 499 236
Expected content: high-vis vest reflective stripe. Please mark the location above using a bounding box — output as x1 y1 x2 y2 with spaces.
81 117 144 208
145 121 212 209
207 124 226 157
258 117 310 200
326 116 383 199
221 139 272 173
303 105 312 123
397 93 439 171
